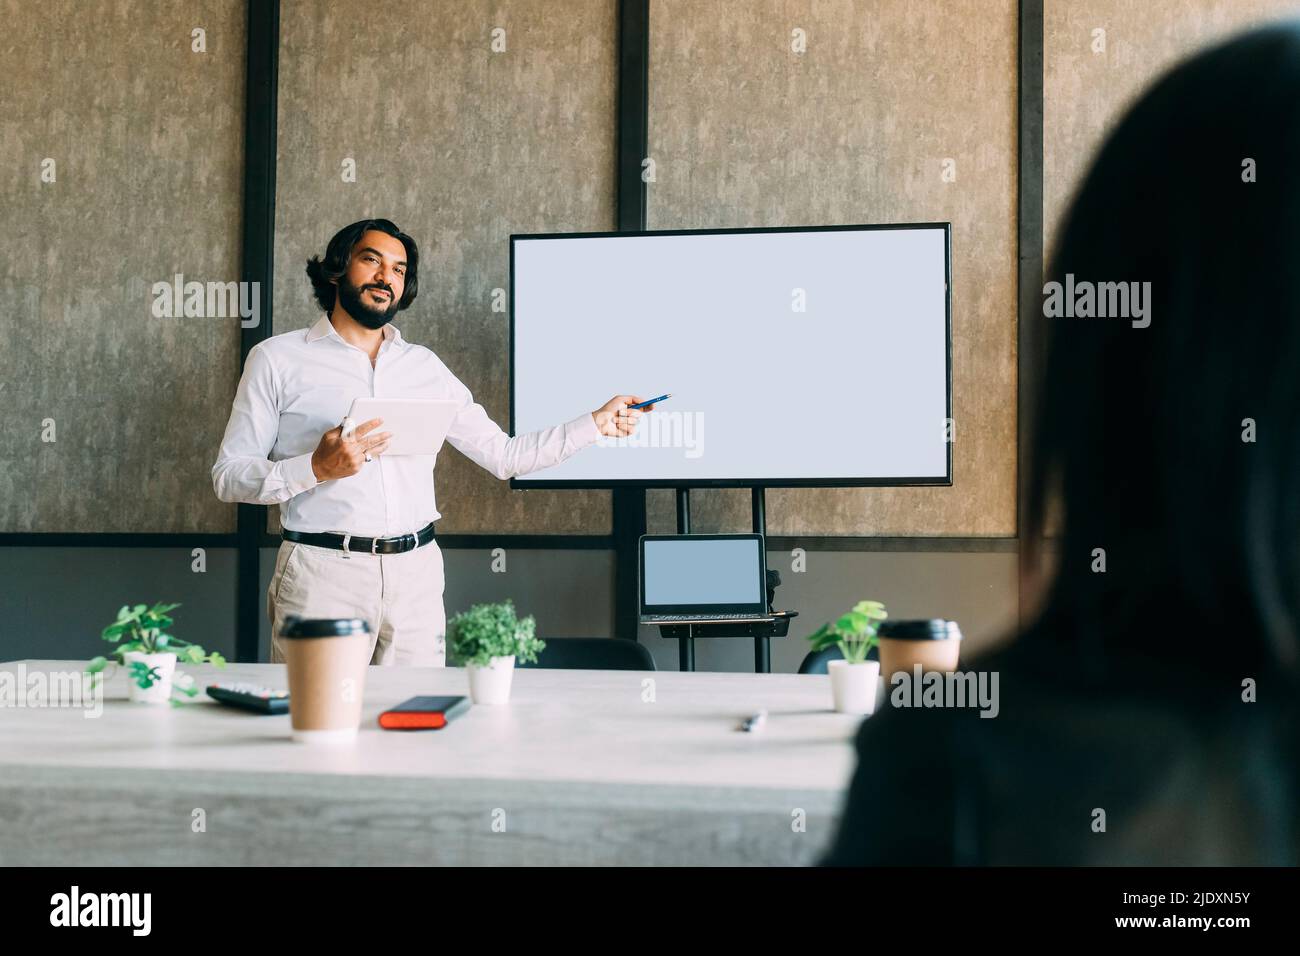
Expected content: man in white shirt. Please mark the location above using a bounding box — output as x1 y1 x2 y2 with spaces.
212 218 652 666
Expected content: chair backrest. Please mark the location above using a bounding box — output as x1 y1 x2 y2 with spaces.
797 643 879 674
798 646 842 675
518 637 656 671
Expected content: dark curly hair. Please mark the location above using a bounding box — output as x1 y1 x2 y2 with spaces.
305 218 419 313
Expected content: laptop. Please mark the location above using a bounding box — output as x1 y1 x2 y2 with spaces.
639 533 774 625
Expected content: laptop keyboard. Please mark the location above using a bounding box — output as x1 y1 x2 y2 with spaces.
642 612 769 622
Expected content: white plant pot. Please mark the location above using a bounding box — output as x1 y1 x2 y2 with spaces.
122 651 177 704
828 659 880 715
466 655 516 705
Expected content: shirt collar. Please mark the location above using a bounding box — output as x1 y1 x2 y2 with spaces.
306 314 406 349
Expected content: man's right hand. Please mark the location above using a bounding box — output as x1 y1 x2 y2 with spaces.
310 417 392 482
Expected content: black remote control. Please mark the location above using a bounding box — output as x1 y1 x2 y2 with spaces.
206 682 290 715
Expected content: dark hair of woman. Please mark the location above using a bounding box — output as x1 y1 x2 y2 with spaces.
824 23 1300 867
1023 22 1300 699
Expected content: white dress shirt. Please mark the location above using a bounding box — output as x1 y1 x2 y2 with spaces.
212 314 602 536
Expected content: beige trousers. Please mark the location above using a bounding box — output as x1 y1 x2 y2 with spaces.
267 538 447 666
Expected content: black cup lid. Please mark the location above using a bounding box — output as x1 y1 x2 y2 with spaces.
879 619 962 641
281 616 370 638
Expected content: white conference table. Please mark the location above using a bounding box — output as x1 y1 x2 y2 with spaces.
0 659 864 865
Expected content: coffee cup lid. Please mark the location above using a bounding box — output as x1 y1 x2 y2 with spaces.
281 616 370 638
879 619 962 641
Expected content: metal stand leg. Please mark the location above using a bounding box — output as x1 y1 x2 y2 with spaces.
752 487 769 673
676 488 695 672
679 627 695 671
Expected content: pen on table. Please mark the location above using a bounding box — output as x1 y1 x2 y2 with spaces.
739 709 767 733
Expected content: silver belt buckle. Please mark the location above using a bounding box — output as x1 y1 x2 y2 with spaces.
340 533 352 559
371 535 382 555
407 531 419 552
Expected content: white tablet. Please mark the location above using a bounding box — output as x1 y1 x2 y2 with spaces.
341 398 460 457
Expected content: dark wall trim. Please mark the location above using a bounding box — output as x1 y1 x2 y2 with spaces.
238 0 281 662
428 538 1013 554
769 537 1018 554
0 534 238 548
258 533 617 551
0 534 1015 555
424 534 618 550
611 0 651 641
616 0 650 234
0 534 1014 555
1016 0 1044 626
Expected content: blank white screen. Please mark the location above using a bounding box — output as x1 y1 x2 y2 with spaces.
643 538 763 606
513 226 948 483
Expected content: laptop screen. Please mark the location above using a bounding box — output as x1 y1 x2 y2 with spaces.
640 535 767 616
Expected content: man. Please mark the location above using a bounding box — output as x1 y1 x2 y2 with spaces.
212 218 651 666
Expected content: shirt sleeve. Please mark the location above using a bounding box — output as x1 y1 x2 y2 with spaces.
211 344 321 504
442 366 603 481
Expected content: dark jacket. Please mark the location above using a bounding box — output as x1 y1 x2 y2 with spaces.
822 638 1297 866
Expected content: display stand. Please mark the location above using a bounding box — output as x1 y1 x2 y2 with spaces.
657 487 798 674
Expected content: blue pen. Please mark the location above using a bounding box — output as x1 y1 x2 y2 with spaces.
627 393 670 410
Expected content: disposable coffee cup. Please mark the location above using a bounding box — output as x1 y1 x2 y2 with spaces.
281 616 371 744
877 619 962 683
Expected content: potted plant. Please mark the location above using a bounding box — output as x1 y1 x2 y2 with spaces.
86 602 226 705
447 599 545 705
807 599 887 715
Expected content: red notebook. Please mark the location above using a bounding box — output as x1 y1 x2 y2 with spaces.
378 695 471 730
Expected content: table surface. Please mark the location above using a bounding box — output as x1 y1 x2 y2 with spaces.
1 659 861 791
0 659 865 864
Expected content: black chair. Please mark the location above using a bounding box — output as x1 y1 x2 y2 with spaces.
518 637 656 671
798 643 878 675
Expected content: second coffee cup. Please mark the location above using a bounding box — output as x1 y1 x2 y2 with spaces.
877 619 963 684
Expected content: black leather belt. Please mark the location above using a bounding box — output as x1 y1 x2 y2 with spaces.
283 522 436 556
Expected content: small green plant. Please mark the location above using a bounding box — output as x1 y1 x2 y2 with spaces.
806 600 888 664
86 602 226 702
447 599 545 668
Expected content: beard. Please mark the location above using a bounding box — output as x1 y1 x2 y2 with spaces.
336 275 401 330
